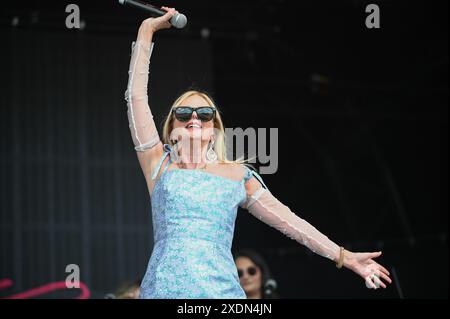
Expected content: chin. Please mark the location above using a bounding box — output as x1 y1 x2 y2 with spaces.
244 284 256 292
188 131 212 141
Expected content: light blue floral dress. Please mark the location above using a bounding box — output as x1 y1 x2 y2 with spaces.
139 144 263 299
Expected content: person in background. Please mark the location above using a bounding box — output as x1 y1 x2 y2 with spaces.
234 250 279 299
114 279 141 299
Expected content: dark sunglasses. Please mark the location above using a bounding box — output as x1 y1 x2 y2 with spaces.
237 266 258 278
172 106 216 122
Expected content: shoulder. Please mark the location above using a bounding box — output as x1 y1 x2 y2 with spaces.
237 164 269 193
218 162 252 175
214 162 245 180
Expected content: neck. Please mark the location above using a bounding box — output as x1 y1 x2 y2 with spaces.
177 139 210 169
246 290 262 299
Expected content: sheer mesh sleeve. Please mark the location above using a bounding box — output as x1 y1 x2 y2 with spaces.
124 40 160 152
241 167 340 261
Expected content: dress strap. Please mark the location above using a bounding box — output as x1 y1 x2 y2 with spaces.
151 144 171 180
161 155 171 175
243 165 269 191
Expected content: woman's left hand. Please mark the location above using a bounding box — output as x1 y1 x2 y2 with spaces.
343 251 392 289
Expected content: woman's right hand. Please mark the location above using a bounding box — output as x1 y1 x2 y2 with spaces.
137 6 177 42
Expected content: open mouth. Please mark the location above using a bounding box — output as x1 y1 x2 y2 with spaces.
185 123 202 129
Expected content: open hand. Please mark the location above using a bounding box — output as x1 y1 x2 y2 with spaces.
343 251 392 289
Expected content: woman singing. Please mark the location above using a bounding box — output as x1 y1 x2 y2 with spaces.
124 7 392 298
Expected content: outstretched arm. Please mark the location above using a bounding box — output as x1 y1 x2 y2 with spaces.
124 7 177 179
241 174 340 261
241 169 392 289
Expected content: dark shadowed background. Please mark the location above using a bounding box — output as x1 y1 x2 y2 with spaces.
0 0 448 298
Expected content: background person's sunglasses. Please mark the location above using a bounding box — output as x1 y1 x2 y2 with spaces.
237 266 258 278
173 106 216 122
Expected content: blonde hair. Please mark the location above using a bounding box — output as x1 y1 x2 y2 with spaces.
162 90 248 164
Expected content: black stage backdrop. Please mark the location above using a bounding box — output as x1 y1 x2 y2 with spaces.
0 0 448 299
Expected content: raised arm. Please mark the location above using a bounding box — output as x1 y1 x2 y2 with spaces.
124 7 177 179
241 166 392 289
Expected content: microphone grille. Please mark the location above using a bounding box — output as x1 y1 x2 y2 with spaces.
171 13 188 29
265 279 277 289
118 0 125 5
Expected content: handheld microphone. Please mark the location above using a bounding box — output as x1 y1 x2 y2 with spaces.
118 0 187 29
264 279 277 296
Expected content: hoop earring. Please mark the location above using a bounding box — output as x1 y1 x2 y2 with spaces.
206 140 218 163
